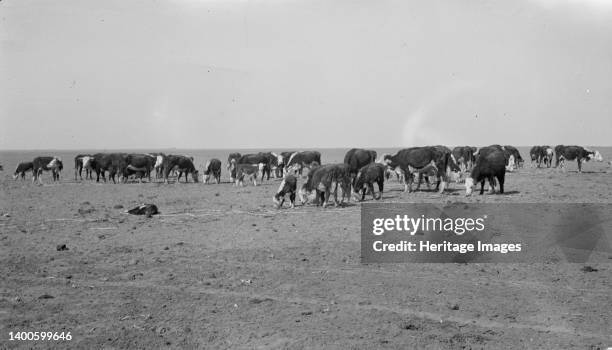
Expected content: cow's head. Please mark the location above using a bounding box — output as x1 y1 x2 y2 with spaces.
589 150 603 162
464 177 475 196
82 156 93 170
154 155 164 169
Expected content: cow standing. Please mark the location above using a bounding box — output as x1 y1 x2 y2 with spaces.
86 153 128 183
123 154 156 182
162 155 199 183
227 153 242 182
234 163 264 186
383 146 455 193
32 156 63 184
74 154 94 180
465 146 507 196
298 164 351 207
272 175 297 208
203 158 222 184
344 148 377 177
554 145 603 172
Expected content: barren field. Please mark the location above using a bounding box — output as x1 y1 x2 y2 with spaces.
1 148 611 349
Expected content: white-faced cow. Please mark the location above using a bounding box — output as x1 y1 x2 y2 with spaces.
162 155 199 183
272 174 298 209
203 158 222 184
234 163 264 186
353 163 385 201
554 145 603 172
13 161 33 180
298 163 351 207
286 151 321 176
32 156 63 184
465 146 507 196
227 153 242 182
74 154 94 181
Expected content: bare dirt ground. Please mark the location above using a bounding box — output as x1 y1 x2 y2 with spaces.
1 154 611 349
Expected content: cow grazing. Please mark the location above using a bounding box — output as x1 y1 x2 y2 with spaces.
235 163 264 186
452 146 476 172
74 154 94 180
123 154 156 182
554 145 603 172
203 158 222 184
163 155 199 183
465 146 507 196
272 175 298 209
286 151 322 175
32 156 63 184
344 148 377 177
353 163 385 201
88 153 128 183
503 145 523 169
383 146 455 193
298 163 351 207
13 161 33 180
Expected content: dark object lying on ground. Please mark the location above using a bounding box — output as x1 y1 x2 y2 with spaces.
128 204 159 218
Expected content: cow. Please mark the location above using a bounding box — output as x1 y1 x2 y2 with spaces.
234 163 264 186
123 154 156 182
298 163 351 207
529 146 546 168
503 145 523 169
383 146 455 193
203 158 222 184
74 154 94 180
275 151 295 177
344 148 377 177
452 146 476 172
235 153 275 181
352 163 385 201
227 153 242 182
88 153 128 183
32 156 63 184
13 161 33 180
272 174 298 209
554 145 603 172
162 155 199 183
465 145 507 196
286 151 322 176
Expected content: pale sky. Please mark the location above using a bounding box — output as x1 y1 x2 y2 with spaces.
1 0 611 149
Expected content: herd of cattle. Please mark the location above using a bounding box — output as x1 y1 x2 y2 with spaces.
6 145 604 208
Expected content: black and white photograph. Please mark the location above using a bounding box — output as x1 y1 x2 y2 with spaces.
1 0 611 348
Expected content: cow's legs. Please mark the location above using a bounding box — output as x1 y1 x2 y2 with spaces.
577 159 582 172
479 180 485 195
377 180 384 200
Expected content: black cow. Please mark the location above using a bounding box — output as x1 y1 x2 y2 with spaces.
344 148 377 177
13 161 33 180
88 153 128 183
236 153 274 181
32 156 63 184
452 146 476 172
203 158 222 184
272 175 298 209
353 163 385 201
74 154 94 180
163 155 199 183
234 163 264 186
383 146 454 193
554 145 603 172
465 146 506 195
298 163 351 207
286 151 322 175
123 154 155 182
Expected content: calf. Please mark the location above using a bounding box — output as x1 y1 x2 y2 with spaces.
298 164 351 207
123 154 155 182
353 163 385 201
272 175 298 208
32 156 63 184
465 146 506 195
203 158 222 184
235 163 264 186
13 161 33 180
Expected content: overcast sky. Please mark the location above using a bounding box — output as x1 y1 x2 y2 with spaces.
1 0 611 149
